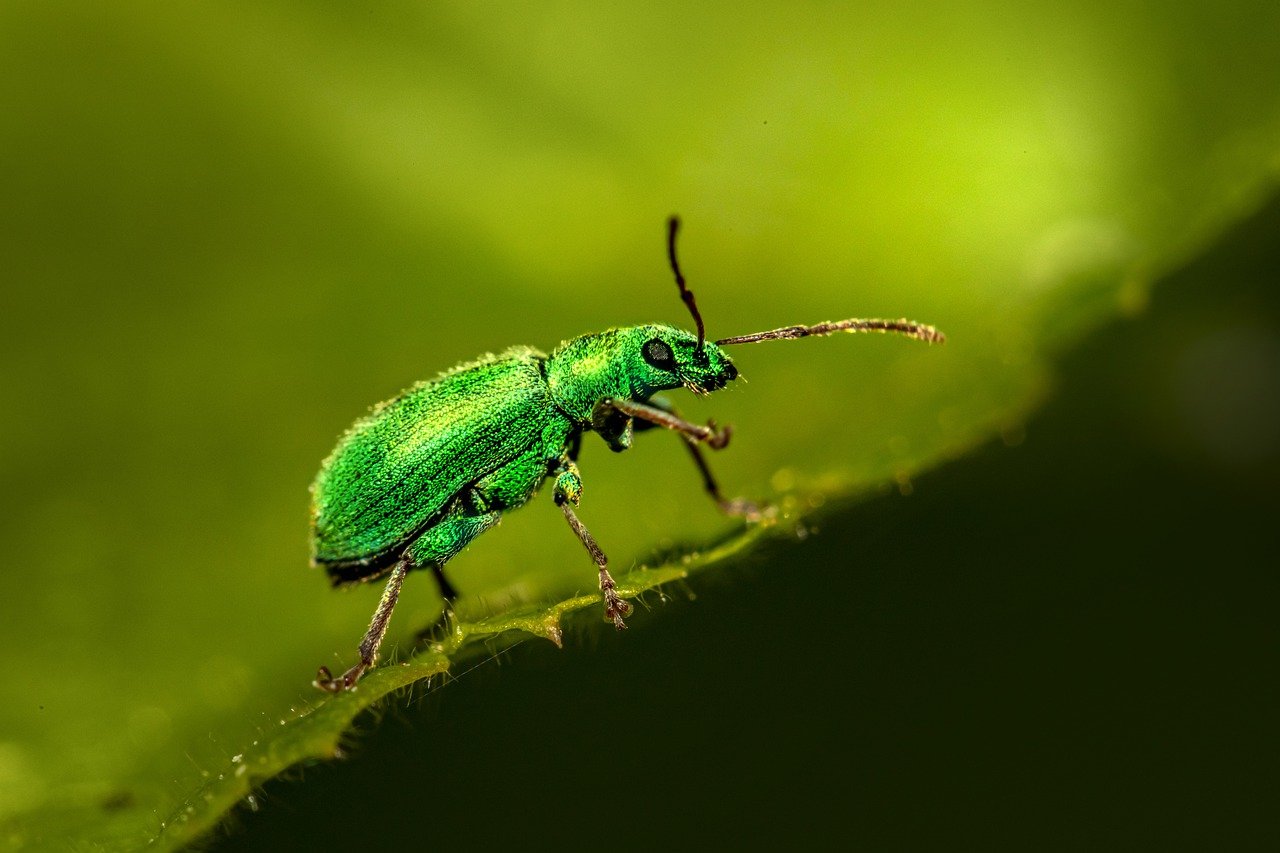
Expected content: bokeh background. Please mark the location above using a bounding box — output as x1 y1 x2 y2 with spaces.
1 2 1277 849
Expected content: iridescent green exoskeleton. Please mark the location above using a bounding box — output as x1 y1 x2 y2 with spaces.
311 218 945 691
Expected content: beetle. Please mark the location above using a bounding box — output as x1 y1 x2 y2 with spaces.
312 217 944 691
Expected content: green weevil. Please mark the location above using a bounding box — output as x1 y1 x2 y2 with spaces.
311 217 944 691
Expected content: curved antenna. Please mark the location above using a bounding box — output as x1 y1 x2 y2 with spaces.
716 317 945 346
667 216 705 349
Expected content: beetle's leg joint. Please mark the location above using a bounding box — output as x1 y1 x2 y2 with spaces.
591 399 634 452
552 457 583 506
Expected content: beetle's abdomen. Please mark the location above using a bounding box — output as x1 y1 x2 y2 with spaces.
310 349 554 568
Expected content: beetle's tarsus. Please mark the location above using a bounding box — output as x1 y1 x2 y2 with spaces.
314 662 367 693
706 420 731 450
718 496 768 522
561 500 631 629
599 567 631 629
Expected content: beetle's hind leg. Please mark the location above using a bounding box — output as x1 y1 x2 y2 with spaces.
316 559 409 692
316 506 501 693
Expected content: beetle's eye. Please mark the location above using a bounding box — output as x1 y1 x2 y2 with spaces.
642 338 675 369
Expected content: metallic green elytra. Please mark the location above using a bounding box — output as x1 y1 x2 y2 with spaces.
311 218 944 692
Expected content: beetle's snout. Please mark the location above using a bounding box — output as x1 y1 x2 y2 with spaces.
694 361 737 393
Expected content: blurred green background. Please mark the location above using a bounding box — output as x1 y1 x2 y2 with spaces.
1 2 1277 849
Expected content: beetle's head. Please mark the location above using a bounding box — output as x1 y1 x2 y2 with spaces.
625 324 738 397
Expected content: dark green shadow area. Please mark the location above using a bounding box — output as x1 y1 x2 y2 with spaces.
210 200 1280 849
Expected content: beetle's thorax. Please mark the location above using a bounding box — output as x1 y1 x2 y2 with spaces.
545 328 649 423
545 324 738 424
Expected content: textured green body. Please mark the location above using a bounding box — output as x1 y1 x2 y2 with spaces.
311 346 574 579
306 217 939 694
310 325 737 586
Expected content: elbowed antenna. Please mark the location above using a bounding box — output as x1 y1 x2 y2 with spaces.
716 317 945 346
667 215 706 349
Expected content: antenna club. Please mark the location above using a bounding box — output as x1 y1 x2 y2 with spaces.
715 318 946 347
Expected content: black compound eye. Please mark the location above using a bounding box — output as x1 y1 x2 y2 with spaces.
642 338 675 369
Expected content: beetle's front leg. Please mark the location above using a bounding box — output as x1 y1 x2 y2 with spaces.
633 396 765 522
593 398 730 449
553 458 631 629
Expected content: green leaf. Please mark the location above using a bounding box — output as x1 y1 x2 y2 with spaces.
1 2 1278 849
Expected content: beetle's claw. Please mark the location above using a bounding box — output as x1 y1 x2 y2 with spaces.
606 596 632 630
720 497 772 523
719 497 754 518
314 663 365 693
314 666 340 693
706 421 731 450
598 568 632 630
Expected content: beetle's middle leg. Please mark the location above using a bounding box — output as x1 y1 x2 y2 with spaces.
409 561 462 643
429 563 460 604
633 395 764 521
410 449 554 642
553 457 631 629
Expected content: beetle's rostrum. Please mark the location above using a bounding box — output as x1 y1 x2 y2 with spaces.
310 217 944 692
